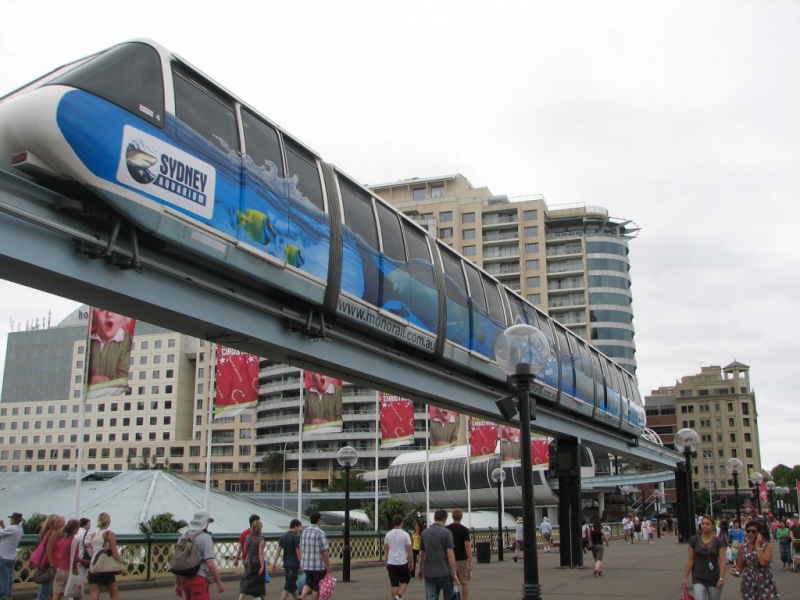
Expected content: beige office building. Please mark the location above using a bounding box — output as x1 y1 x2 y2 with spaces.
369 174 639 374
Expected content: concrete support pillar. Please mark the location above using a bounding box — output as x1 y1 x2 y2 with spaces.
556 437 582 568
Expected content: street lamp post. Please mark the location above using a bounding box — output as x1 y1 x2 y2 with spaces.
674 428 700 543
653 490 662 538
337 446 359 583
492 467 507 561
495 324 550 600
621 486 634 522
281 441 293 510
779 487 789 518
751 472 763 515
726 457 743 524
766 480 776 518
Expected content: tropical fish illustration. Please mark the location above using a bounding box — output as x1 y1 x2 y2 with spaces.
237 209 277 246
284 244 305 268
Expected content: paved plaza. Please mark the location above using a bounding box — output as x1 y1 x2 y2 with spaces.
15 536 796 600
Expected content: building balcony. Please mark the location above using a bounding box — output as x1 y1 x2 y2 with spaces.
482 214 518 227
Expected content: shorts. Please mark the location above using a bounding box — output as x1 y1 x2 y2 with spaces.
283 567 299 593
455 560 471 584
52 569 70 594
591 545 605 561
87 572 117 587
386 563 411 587
542 532 551 541
304 570 326 592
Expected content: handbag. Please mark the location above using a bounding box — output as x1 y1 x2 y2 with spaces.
30 532 50 570
296 572 307 591
451 584 462 600
32 566 56 584
264 569 271 583
65 538 85 598
318 573 336 600
89 532 124 575
680 583 693 600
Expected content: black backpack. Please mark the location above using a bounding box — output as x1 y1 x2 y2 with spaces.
170 531 203 576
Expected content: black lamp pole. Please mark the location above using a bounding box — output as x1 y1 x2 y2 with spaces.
492 467 506 561
732 472 741 524
683 446 696 542
512 363 541 600
337 446 358 583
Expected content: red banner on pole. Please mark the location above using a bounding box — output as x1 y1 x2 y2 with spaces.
379 392 415 448
500 425 549 468
429 406 459 451
86 306 136 399
214 347 259 419
303 371 343 435
468 417 498 463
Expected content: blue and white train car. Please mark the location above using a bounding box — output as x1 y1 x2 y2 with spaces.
0 39 645 436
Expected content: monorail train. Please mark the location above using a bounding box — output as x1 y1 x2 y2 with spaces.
0 39 645 435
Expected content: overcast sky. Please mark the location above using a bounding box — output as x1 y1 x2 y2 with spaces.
1 1 798 471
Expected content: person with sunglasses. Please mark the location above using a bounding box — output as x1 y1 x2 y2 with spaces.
734 521 780 600
682 515 726 600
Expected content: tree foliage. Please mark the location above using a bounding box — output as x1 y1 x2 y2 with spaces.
360 497 419 530
138 512 188 534
261 452 285 474
22 513 47 535
306 472 368 515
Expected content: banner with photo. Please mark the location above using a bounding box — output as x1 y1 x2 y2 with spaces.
379 392 415 448
429 406 460 451
303 371 343 435
214 347 260 419
86 307 136 399
468 417 498 463
499 425 549 468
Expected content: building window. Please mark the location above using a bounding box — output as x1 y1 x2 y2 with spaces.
526 294 541 305
413 188 425 201
168 339 176 348
727 402 734 411
526 277 540 287
136 417 143 426
730 433 736 442
745 448 753 458
140 341 149 350
163 416 171 425
431 185 445 198
700 419 710 428
140 356 148 365
462 212 475 223
744 433 751 442
699 390 709 395
149 417 157 426
524 243 539 254
525 259 540 270
463 245 476 256
742 403 749 415
524 226 538 237
439 227 453 238
462 229 475 240
743 418 750 427
439 211 453 222
524 210 538 220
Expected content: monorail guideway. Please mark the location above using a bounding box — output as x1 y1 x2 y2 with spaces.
0 170 681 469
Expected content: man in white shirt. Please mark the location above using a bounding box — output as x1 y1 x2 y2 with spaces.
0 512 24 600
384 515 413 600
539 517 553 553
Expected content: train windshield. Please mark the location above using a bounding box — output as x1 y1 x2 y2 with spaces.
51 42 164 128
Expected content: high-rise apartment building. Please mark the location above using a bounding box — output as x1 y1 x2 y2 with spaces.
369 174 639 373
645 362 764 509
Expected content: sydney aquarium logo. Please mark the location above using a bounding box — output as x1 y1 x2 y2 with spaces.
117 126 215 220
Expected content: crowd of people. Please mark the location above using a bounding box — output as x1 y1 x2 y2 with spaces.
3 507 797 600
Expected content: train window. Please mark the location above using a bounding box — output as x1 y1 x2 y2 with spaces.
240 108 284 177
173 68 238 154
52 42 164 128
440 249 468 307
507 291 538 327
555 327 576 398
463 263 487 312
340 179 378 249
483 277 505 323
285 140 324 211
589 350 606 406
404 226 431 262
375 201 405 261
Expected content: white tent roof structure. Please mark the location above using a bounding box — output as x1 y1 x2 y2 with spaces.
0 470 306 534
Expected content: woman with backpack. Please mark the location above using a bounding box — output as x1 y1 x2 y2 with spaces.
238 520 266 600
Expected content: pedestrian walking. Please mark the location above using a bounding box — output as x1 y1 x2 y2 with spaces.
411 522 423 577
622 515 633 544
539 517 552 553
734 520 780 600
53 519 89 600
38 514 65 600
235 514 260 568
589 520 609 578
0 512 24 600
238 519 265 600
299 512 332 600
513 517 523 563
417 509 459 600
682 515 726 600
272 519 302 600
774 519 791 568
173 510 225 600
384 514 413 600
446 509 472 600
